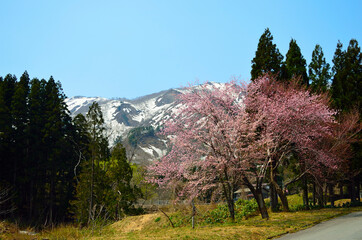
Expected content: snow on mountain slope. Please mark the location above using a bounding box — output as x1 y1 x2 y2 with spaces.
65 88 183 164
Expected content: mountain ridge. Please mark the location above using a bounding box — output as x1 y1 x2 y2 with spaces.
65 87 185 164
65 82 225 164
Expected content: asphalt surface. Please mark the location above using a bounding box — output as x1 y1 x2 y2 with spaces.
276 211 362 240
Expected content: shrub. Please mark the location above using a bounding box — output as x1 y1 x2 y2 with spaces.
204 199 259 223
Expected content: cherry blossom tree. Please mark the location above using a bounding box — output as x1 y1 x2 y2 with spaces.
148 81 271 220
245 75 343 211
148 74 351 220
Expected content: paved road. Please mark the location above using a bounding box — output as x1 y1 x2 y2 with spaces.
276 211 362 240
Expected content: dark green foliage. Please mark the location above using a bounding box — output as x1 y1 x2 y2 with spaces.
108 143 140 217
0 72 79 225
309 44 331 92
283 39 308 85
0 74 17 185
73 103 140 225
331 39 362 113
73 102 110 224
0 72 142 226
127 126 155 147
251 28 283 80
330 39 361 204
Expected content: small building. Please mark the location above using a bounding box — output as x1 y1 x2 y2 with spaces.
234 184 270 200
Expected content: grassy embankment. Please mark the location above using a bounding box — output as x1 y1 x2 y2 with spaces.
1 196 361 240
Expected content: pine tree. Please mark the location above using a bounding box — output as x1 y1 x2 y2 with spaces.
251 28 283 80
284 39 308 85
309 45 331 92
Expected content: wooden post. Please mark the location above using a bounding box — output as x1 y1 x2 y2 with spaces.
191 200 196 229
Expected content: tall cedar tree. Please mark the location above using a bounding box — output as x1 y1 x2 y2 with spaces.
283 39 308 85
251 28 283 211
331 39 362 203
331 39 362 113
10 72 30 214
73 102 110 224
251 28 283 80
309 44 331 93
42 77 75 224
0 75 16 185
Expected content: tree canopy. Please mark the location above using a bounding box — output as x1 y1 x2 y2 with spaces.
251 28 283 80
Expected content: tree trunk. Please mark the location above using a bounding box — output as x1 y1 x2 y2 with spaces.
270 183 278 212
329 184 335 207
273 182 289 211
312 181 316 206
302 176 309 209
222 183 235 221
324 184 328 206
270 163 289 211
254 188 269 219
350 180 357 203
357 176 361 202
339 183 343 198
89 157 94 223
226 197 235 221
317 184 324 207
243 177 269 219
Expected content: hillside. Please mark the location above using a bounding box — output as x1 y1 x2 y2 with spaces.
65 88 183 164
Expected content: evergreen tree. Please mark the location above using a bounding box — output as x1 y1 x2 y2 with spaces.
1 72 86 224
0 74 17 185
284 39 308 85
108 143 140 219
74 102 110 224
331 39 362 203
42 76 75 224
250 28 283 210
251 28 283 80
25 78 46 220
331 41 346 110
10 71 30 214
331 39 362 113
309 45 331 92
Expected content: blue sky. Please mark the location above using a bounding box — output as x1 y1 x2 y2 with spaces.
1 0 361 99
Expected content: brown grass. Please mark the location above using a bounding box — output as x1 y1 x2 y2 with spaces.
2 204 361 240
88 206 362 240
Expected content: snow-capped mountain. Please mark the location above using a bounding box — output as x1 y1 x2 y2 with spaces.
65 83 228 164
65 88 183 164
